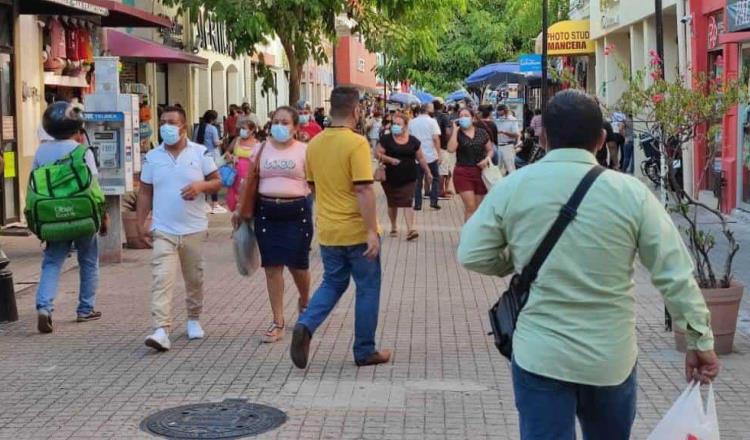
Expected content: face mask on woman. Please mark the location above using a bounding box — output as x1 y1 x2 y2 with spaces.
391 124 403 135
458 117 472 129
160 124 181 145
270 124 292 142
239 128 251 139
299 114 310 124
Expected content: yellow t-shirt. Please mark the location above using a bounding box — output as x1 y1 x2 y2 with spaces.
306 127 378 246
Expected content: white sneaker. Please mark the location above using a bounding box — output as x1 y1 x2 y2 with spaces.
145 327 171 351
187 320 205 340
212 205 228 214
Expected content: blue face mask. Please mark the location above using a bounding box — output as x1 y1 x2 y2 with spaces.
391 124 403 135
299 114 310 124
160 124 181 146
458 117 472 129
271 124 291 143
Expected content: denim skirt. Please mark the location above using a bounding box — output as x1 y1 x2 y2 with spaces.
255 196 313 269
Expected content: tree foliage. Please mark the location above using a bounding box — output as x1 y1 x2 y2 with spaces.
379 0 570 95
160 0 460 105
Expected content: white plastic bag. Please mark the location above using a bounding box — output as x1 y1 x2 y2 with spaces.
232 221 261 277
647 382 719 440
481 164 503 190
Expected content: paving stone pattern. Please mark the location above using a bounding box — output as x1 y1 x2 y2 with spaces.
0 196 749 439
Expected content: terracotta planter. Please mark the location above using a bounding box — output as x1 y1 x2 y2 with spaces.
674 281 744 355
122 211 151 249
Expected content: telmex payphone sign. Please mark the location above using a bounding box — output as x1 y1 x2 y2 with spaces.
82 111 131 195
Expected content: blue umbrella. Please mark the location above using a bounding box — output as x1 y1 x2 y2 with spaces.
465 62 532 88
387 92 421 106
415 91 435 104
446 90 471 103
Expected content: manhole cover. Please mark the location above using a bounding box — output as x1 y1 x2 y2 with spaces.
141 399 287 439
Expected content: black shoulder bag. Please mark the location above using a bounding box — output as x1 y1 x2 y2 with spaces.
489 165 605 360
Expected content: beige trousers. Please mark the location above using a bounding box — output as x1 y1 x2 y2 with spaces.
150 230 204 330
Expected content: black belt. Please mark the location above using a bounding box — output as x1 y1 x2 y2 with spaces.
260 196 307 204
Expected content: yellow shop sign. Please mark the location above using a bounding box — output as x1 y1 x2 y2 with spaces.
547 20 594 56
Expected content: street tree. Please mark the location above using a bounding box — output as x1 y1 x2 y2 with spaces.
161 0 462 105
378 0 569 96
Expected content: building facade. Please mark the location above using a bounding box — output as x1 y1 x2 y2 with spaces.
689 0 750 214
334 35 378 95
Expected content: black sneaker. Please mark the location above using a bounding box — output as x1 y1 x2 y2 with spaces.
76 311 102 322
430 204 442 210
37 311 53 333
290 324 312 369
413 206 422 211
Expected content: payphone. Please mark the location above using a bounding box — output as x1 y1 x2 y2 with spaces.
81 57 140 263
82 111 132 194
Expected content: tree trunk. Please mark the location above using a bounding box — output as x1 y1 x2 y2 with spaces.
280 36 304 106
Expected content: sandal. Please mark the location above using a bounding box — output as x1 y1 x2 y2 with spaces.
261 321 285 343
406 230 419 241
389 229 398 237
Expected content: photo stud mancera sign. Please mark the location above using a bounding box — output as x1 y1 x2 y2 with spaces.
547 20 594 56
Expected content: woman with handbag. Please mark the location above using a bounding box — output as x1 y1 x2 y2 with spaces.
376 113 432 240
447 108 495 221
226 117 259 212
231 106 312 343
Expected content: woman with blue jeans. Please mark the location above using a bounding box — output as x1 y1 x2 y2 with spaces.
33 101 106 333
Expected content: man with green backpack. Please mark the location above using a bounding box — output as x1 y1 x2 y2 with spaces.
27 101 108 333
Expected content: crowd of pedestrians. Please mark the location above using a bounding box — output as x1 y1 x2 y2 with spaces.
28 87 721 439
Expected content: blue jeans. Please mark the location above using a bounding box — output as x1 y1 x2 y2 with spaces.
414 160 440 209
512 359 637 440
297 243 382 362
620 140 634 174
36 234 99 316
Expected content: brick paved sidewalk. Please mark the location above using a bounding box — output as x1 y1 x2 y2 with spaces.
0 195 749 439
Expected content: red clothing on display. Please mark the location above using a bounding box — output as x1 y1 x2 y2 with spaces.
77 27 93 62
48 18 67 59
65 25 79 61
300 121 322 141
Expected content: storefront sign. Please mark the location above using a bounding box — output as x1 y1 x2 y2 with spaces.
708 12 725 51
519 54 542 72
193 11 236 58
45 0 108 16
3 151 15 178
546 20 594 56
82 112 125 122
728 0 750 32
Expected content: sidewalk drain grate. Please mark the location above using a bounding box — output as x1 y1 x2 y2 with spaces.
140 399 287 439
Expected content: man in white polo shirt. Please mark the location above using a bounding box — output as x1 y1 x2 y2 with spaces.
137 106 222 351
408 104 442 210
495 104 521 174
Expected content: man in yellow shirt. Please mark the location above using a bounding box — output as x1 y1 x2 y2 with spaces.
291 86 390 368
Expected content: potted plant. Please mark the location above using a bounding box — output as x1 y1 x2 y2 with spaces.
121 191 151 249
618 51 747 354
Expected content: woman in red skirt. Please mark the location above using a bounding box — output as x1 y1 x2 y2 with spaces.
447 108 494 221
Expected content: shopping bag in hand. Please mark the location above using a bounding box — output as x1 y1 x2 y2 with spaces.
232 221 261 277
647 381 719 440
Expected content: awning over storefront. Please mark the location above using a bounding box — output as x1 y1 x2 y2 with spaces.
20 0 170 28
106 30 208 65
534 20 594 56
19 0 109 16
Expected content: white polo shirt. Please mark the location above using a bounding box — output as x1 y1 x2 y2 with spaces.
408 114 441 163
140 141 217 236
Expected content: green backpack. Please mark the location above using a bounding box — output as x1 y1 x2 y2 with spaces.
25 145 106 242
